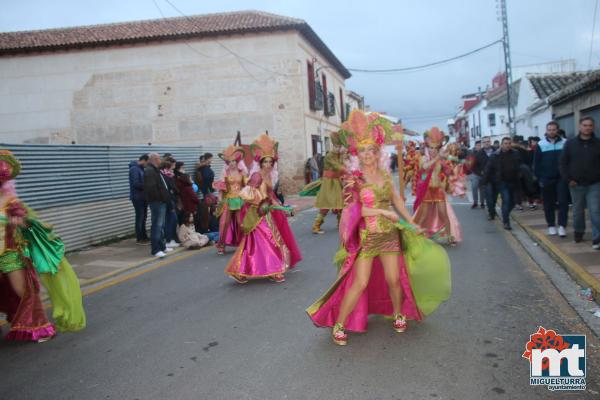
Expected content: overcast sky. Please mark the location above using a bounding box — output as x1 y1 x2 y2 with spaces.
1 0 597 131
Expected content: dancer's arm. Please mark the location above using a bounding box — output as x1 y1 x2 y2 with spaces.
390 189 416 225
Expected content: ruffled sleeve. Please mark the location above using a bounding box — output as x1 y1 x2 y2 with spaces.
239 172 265 205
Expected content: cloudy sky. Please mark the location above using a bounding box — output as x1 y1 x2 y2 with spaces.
1 0 597 131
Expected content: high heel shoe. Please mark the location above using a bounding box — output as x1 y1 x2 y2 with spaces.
393 313 407 333
332 322 348 346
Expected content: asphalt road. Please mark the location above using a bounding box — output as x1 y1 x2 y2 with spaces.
1 204 599 400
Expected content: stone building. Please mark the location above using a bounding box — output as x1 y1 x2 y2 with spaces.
0 10 353 191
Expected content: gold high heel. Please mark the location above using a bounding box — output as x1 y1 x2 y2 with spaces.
393 313 407 333
332 322 348 346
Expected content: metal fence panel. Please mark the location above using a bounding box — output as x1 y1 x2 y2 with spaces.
1 143 225 251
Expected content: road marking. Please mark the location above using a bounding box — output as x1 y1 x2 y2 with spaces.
0 247 211 328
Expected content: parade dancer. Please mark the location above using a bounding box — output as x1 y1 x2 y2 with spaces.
300 132 345 234
224 134 302 283
0 150 86 342
213 145 248 255
306 111 451 346
412 128 463 245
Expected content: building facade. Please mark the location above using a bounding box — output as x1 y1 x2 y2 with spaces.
0 11 352 191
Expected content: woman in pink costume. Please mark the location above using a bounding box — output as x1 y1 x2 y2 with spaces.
213 145 248 255
224 134 302 284
412 128 463 245
307 111 451 346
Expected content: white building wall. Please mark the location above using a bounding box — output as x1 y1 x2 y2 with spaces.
0 31 348 190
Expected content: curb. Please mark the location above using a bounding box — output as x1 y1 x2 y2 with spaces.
77 247 187 289
511 213 600 300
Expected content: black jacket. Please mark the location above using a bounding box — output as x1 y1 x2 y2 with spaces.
143 164 170 203
472 148 493 176
559 134 600 186
483 149 522 185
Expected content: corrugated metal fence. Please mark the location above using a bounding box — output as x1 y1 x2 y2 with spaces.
2 144 223 251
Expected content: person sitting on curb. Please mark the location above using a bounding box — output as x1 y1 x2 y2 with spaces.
177 212 209 249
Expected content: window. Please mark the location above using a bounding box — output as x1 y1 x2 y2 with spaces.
322 74 329 115
488 113 496 127
339 88 344 121
345 103 351 121
325 92 336 117
314 82 324 111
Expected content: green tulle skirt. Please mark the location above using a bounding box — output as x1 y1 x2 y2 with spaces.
22 218 86 332
401 228 452 315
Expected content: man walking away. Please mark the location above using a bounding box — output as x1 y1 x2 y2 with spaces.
467 140 486 209
534 121 568 238
129 154 149 244
144 153 170 257
476 137 495 215
560 116 600 248
483 137 522 230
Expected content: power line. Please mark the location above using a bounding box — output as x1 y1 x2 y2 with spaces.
348 40 502 73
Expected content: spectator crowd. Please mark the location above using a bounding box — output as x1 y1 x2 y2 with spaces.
129 152 219 258
465 116 600 250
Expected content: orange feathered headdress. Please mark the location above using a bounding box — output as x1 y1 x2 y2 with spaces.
250 133 278 161
338 110 401 155
424 127 448 149
218 145 245 163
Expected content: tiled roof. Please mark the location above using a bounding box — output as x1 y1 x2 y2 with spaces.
0 10 351 78
548 70 600 105
486 79 521 108
528 72 591 99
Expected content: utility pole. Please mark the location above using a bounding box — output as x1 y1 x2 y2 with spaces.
498 0 516 137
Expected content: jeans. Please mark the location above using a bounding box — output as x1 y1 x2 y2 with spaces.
540 180 569 228
485 183 498 218
164 208 178 243
469 174 485 205
149 202 167 255
497 182 516 224
131 199 148 242
570 182 600 242
311 170 319 182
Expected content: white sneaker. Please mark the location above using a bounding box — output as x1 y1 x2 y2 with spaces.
558 226 566 237
165 247 174 253
154 251 166 258
547 227 557 236
166 240 180 248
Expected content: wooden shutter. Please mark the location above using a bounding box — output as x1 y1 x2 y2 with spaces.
307 61 316 110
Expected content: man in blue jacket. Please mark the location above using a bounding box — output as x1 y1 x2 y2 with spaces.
534 121 568 238
129 154 149 244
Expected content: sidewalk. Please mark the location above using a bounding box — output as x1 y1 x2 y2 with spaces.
66 194 315 287
512 208 600 299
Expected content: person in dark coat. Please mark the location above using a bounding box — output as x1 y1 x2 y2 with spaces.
129 154 149 244
175 162 200 222
560 116 600 248
160 157 180 249
483 137 523 230
144 153 170 257
195 153 216 233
